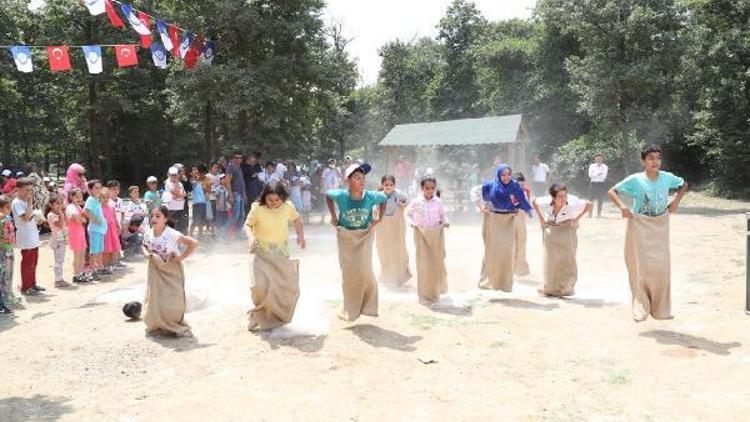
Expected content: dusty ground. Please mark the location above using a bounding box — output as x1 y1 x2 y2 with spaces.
1 191 749 421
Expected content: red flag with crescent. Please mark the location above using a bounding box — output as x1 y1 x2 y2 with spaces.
168 25 181 58
47 46 72 71
115 45 139 67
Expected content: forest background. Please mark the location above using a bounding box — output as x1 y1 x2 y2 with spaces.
1 0 748 196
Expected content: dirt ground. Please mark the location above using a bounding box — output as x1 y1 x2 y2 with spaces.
1 191 749 421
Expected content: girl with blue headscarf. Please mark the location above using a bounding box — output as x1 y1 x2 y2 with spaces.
478 164 531 292
481 164 532 214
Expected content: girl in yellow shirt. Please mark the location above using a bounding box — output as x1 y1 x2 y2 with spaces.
244 183 305 331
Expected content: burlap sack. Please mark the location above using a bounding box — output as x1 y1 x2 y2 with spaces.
514 212 531 276
336 227 378 321
414 227 448 304
479 212 516 292
625 214 672 321
248 251 300 330
541 222 578 297
375 207 412 286
143 257 191 336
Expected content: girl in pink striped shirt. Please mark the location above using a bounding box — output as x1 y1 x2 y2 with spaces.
406 177 449 304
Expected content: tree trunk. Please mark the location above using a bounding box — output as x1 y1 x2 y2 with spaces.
204 101 214 160
619 110 630 175
1 122 10 167
238 109 249 139
88 78 102 177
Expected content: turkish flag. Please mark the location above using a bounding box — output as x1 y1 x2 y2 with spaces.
168 25 181 58
184 38 201 69
138 12 152 49
115 45 139 67
105 0 124 29
47 46 72 71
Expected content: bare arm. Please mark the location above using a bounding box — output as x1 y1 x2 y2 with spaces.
174 235 198 263
326 196 339 227
608 187 633 219
294 217 305 249
532 200 547 229
668 182 689 213
371 203 386 228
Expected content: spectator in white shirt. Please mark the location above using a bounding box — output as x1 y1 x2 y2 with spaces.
258 161 281 184
587 153 609 217
531 154 551 197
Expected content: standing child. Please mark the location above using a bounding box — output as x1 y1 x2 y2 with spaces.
189 165 208 238
214 175 229 231
144 176 161 214
300 176 312 224
66 189 90 283
12 178 43 295
83 180 107 278
326 163 387 321
244 183 306 331
102 188 122 273
0 195 17 312
512 173 532 277
46 194 72 288
478 165 533 292
533 183 591 297
375 175 411 286
142 206 198 337
608 144 688 321
406 177 449 304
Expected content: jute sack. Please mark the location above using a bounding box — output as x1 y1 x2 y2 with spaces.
414 226 448 304
375 207 412 286
541 222 578 297
337 227 378 321
144 257 191 336
247 251 300 330
478 212 516 292
624 213 672 321
514 212 531 276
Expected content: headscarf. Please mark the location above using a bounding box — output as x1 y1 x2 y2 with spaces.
63 163 88 202
481 164 532 213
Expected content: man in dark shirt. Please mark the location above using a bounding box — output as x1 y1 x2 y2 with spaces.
225 151 247 235
241 152 263 212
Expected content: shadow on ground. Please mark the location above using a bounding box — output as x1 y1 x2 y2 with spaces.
260 333 327 353
490 298 559 312
0 394 74 421
346 324 422 352
640 330 741 355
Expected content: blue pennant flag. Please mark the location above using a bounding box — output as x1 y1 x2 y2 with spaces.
201 40 215 65
10 46 33 73
150 42 168 69
81 45 103 74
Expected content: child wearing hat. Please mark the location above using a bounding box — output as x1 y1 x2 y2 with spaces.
326 163 387 321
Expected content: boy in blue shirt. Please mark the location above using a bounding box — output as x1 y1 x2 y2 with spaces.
326 163 387 321
609 144 688 321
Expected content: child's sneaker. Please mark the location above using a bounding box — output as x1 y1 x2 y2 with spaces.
86 272 101 282
114 261 127 270
31 285 46 292
97 267 113 276
0 305 13 315
21 288 39 296
72 275 90 284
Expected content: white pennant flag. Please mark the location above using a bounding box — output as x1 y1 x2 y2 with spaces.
83 0 106 16
10 46 33 73
120 3 151 36
82 45 103 74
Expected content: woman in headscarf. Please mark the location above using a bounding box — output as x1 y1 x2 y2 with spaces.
478 164 532 292
64 164 88 204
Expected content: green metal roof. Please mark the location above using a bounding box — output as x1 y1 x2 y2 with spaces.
379 114 523 147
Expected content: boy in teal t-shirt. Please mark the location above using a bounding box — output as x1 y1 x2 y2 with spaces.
326 164 387 230
326 162 386 322
608 144 688 322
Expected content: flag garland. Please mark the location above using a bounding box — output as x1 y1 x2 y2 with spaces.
1 0 215 73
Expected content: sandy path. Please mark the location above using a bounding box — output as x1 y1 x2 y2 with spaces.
1 192 749 421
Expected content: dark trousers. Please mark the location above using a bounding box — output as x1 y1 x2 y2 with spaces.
588 182 606 216
21 248 39 291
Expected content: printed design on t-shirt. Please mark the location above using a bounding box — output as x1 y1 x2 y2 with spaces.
147 236 172 262
342 207 371 228
1 216 15 252
639 190 669 216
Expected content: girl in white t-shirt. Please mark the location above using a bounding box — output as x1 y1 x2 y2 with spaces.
142 206 198 337
532 182 592 297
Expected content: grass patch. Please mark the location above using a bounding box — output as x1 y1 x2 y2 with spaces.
406 313 497 330
602 369 631 385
